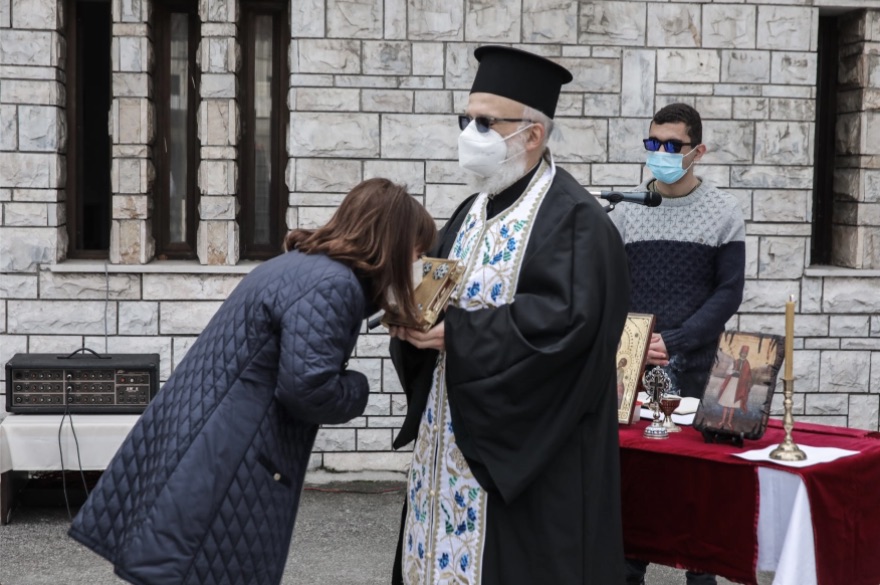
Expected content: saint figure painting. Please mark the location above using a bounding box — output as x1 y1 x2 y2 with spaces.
693 331 785 440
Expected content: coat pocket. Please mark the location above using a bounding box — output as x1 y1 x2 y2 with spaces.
257 454 293 488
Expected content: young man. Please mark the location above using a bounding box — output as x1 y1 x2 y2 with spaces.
388 46 631 584
610 103 746 585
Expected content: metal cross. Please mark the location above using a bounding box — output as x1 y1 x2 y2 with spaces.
642 368 671 403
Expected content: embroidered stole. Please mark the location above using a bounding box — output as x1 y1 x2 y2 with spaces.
401 156 556 585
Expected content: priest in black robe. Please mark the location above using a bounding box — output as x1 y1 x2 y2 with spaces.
388 45 631 585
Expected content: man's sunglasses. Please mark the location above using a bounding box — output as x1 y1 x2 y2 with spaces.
458 115 534 133
643 138 695 153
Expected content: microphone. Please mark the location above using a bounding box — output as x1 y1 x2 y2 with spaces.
600 191 662 207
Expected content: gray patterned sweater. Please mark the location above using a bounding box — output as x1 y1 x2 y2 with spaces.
609 178 746 397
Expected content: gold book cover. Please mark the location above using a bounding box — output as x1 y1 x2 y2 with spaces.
616 313 655 425
381 257 465 332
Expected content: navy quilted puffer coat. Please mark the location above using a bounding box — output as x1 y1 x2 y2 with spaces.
69 250 371 585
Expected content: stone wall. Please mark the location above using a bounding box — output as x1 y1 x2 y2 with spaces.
834 9 880 268
2 0 880 472
111 0 156 264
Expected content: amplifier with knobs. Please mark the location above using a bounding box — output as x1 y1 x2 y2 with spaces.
5 352 160 414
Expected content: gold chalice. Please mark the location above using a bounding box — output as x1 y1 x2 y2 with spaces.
659 394 682 433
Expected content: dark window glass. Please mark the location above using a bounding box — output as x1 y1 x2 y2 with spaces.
240 1 288 259
66 0 112 257
811 15 839 266
154 1 200 259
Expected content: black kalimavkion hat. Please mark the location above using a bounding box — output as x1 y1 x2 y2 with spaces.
470 45 573 119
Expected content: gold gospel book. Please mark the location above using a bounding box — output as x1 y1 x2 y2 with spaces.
616 313 655 425
380 258 465 332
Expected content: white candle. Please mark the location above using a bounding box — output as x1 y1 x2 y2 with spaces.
785 295 795 379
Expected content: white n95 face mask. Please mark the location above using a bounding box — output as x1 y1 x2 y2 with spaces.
458 121 531 178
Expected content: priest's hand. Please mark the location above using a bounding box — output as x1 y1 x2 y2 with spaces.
389 323 445 351
646 333 669 366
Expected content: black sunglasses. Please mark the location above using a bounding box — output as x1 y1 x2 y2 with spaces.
643 137 694 153
458 115 534 133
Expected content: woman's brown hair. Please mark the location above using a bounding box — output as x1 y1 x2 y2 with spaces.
284 178 437 323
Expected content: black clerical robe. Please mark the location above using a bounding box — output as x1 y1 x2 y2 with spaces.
390 164 631 585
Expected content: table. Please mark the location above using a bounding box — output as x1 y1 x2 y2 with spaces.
619 419 880 585
0 413 138 524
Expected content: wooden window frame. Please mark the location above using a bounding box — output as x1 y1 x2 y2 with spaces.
152 0 201 259
239 0 289 260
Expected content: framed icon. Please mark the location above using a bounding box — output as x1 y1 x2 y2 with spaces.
693 331 785 443
616 313 655 425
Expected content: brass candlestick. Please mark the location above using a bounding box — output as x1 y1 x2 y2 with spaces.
769 377 807 461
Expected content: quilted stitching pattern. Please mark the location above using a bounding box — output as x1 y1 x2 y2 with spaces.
69 251 369 585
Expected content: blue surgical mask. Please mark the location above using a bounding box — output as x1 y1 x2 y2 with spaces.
646 148 698 185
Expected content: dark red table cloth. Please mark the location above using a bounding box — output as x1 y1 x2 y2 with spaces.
619 418 880 585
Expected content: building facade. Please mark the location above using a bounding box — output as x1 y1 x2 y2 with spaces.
2 0 880 472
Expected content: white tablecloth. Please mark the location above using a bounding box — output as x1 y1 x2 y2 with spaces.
0 414 138 473
757 467 817 585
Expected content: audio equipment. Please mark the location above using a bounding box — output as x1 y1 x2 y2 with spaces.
6 350 160 414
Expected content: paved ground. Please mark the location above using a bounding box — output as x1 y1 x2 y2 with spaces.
0 471 772 585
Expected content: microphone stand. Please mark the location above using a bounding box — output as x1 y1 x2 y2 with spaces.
584 189 659 212
598 190 627 213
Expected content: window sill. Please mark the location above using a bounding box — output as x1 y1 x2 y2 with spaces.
804 265 880 278
44 259 263 274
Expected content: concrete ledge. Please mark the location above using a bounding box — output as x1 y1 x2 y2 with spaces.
43 259 261 274
304 469 406 485
805 266 880 278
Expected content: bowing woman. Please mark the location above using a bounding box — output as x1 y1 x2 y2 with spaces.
69 178 436 585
